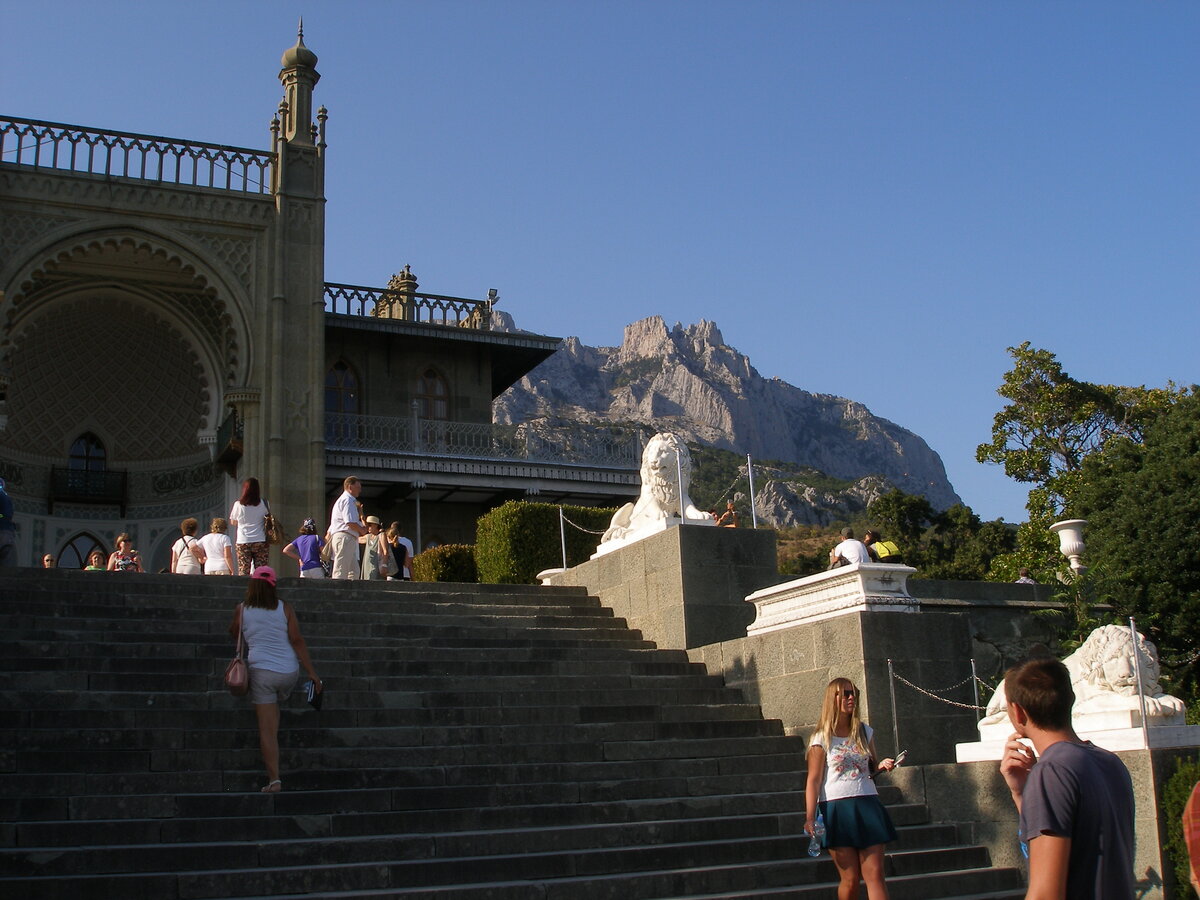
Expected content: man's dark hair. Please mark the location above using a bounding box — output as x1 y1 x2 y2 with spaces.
840 527 854 539
1005 657 1075 730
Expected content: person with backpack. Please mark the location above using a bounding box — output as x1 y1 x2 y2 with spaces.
863 530 902 564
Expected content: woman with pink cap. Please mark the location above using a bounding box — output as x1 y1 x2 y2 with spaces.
227 566 322 792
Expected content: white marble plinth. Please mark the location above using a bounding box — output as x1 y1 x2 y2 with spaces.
591 518 715 559
956 724 1200 762
745 563 918 635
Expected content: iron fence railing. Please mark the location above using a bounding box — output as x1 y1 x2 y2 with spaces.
0 115 274 193
324 282 492 330
49 466 128 514
325 414 641 469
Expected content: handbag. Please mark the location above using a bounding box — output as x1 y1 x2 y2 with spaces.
385 537 399 577
224 604 249 696
263 500 284 545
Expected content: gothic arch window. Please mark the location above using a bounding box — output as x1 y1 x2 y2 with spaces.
59 532 107 570
69 433 107 471
325 361 359 415
416 368 449 420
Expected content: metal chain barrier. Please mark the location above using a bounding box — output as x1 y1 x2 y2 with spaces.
712 467 748 506
559 512 607 536
890 669 987 711
974 674 1001 696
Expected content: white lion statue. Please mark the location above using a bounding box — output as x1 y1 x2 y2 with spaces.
599 432 714 547
977 624 1187 740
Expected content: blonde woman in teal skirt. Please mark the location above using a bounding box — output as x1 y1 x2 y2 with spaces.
805 677 899 900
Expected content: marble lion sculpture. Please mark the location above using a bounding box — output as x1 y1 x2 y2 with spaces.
600 432 714 545
977 624 1187 738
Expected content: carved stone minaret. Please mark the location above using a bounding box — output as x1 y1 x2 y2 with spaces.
278 19 320 145
244 23 328 561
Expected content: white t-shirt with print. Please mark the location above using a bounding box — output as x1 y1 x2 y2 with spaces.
810 724 879 801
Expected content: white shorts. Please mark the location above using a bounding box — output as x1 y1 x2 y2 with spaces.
248 667 298 705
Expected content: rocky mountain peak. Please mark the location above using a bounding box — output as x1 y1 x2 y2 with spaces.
494 315 961 522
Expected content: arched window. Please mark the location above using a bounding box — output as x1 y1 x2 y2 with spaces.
69 433 106 471
416 368 449 420
59 532 107 570
325 361 359 415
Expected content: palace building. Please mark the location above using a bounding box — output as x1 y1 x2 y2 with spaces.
0 29 638 571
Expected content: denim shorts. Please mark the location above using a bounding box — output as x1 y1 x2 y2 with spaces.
248 667 298 704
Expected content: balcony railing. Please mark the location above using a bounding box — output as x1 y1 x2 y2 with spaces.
49 466 128 515
326 414 641 469
324 282 492 330
0 116 274 194
215 409 245 476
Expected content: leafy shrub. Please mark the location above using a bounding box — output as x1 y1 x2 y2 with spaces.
1164 755 1200 899
411 544 477 583
475 501 616 584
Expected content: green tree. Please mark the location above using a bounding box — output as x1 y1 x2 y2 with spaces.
977 342 1181 577
1072 391 1200 695
867 489 934 557
864 491 1014 579
922 505 1017 581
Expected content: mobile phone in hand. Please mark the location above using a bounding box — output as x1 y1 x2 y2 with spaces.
304 679 323 710
894 750 907 766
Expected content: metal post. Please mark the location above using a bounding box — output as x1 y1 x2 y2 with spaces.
746 454 758 528
1129 617 1150 748
675 445 686 521
887 659 900 754
970 658 980 713
559 506 567 570
414 486 422 552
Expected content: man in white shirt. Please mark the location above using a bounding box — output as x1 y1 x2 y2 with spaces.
328 476 366 579
829 527 873 569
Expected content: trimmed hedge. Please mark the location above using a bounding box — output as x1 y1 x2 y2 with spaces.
475 501 617 584
1164 755 1200 899
411 544 478 583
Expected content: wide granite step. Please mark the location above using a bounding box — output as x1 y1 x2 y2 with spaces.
0 839 1012 900
0 573 1023 899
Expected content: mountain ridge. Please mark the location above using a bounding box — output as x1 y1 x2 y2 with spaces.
492 313 961 524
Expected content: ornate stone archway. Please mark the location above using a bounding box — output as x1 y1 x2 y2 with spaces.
0 228 257 548
1 228 253 400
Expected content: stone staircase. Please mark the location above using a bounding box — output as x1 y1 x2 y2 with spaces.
0 569 1025 899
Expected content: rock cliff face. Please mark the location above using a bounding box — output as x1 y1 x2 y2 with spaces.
493 315 961 521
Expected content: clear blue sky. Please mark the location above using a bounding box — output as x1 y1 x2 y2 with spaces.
6 1 1197 523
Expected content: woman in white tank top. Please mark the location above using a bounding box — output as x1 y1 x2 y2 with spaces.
227 567 322 792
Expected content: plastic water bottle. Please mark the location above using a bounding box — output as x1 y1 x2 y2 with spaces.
807 812 825 857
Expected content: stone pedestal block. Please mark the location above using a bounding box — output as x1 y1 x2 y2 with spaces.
547 524 777 649
692 608 980 764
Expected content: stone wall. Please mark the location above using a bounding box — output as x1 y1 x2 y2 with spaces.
688 608 981 763
909 579 1064 684
547 524 778 649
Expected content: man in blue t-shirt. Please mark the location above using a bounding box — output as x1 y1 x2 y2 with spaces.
999 657 1135 899
0 478 16 568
